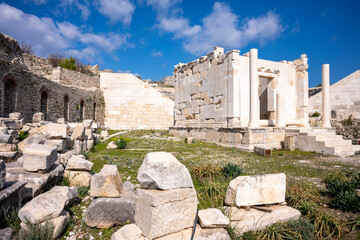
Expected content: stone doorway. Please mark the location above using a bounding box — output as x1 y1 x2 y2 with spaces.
93 103 96 120
3 79 16 117
41 91 48 120
259 77 276 121
64 95 69 121
80 100 84 121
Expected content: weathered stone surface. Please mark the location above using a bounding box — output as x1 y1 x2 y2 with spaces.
137 152 193 190
100 130 109 138
23 144 58 172
91 122 98 129
198 208 229 228
20 210 70 239
0 227 12 240
73 140 86 154
9 112 21 120
83 119 93 128
111 224 145 240
58 150 75 165
66 155 93 171
18 186 77 224
107 141 117 149
135 188 197 239
43 123 68 139
85 128 93 140
225 205 301 234
0 151 20 163
64 170 91 187
5 162 64 198
0 134 12 144
156 225 231 240
0 143 16 152
0 181 26 217
0 160 5 190
57 118 65 124
90 165 122 197
32 112 44 123
18 134 46 152
87 139 94 150
85 197 135 228
225 173 286 207
46 139 66 152
71 125 85 141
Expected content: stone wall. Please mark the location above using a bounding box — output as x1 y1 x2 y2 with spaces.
308 70 360 119
0 33 105 124
100 73 174 130
173 47 309 128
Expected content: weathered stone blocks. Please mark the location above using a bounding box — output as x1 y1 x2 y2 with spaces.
64 170 91 187
90 165 123 197
32 112 44 123
135 188 197 239
225 173 286 207
23 144 58 172
111 224 145 240
71 125 85 141
43 123 69 139
66 155 93 171
137 152 193 190
198 208 230 228
0 160 5 190
0 134 12 144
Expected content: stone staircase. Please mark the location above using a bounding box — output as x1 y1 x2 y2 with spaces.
298 128 360 157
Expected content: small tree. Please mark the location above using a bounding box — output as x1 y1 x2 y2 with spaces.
20 42 34 54
47 53 63 67
59 56 77 71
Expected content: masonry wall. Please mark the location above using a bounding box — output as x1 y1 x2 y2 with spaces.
0 33 105 124
100 73 174 130
173 47 309 128
308 70 360 119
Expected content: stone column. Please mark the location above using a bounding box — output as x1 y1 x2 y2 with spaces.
248 49 259 127
275 92 286 128
321 64 331 128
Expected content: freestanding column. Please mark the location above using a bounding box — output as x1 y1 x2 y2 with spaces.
275 92 286 128
321 64 331 128
248 49 259 127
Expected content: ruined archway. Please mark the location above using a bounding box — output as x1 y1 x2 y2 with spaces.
3 77 16 117
79 100 84 121
64 95 69 121
41 91 48 120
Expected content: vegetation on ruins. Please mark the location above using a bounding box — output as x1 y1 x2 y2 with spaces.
19 41 34 54
59 56 77 71
311 111 320 118
17 131 29 141
47 54 95 76
19 220 55 240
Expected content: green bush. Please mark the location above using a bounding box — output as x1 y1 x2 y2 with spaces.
77 186 89 197
19 220 55 240
17 131 29 141
311 111 320 118
222 162 242 179
116 137 127 149
2 205 22 234
81 151 89 159
59 56 77 71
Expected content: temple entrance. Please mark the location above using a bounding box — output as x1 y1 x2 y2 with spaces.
64 95 69 121
40 91 48 120
93 103 96 120
3 79 16 117
259 77 276 121
79 100 84 121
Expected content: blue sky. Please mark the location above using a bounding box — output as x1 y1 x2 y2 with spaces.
0 0 359 87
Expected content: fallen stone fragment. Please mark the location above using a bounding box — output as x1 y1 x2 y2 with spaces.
225 173 286 207
0 143 16 152
18 134 46 152
64 170 91 187
0 134 12 144
225 205 301 234
32 112 44 123
57 118 65 124
198 208 230 228
156 225 231 240
85 128 93 140
90 165 122 197
85 197 135 228
0 181 26 217
23 144 57 172
46 139 66 152
43 123 68 139
71 125 85 141
0 227 12 240
111 224 145 240
73 140 86 154
18 186 77 224
83 119 93 128
66 155 93 171
135 188 197 239
0 160 5 190
107 141 117 149
100 130 109 138
137 152 193 190
9 112 21 120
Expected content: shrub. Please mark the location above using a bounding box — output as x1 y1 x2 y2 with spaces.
59 56 77 71
19 220 55 240
222 162 242 179
17 131 29 141
2 205 22 234
342 114 353 126
81 151 89 159
191 164 222 181
77 186 89 197
47 53 63 67
20 42 34 54
311 111 320 117
116 138 127 149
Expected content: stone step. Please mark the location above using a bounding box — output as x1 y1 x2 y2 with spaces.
324 139 353 147
314 134 343 141
334 145 360 156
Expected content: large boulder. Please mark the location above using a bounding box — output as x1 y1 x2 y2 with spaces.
66 155 93 171
198 208 229 228
90 165 122 197
18 186 77 224
18 134 46 153
137 152 193 190
46 139 66 152
135 188 197 239
32 112 44 123
85 197 135 228
107 141 117 150
71 125 85 141
22 144 57 172
64 170 91 187
225 173 286 207
111 224 145 240
43 123 68 139
0 160 5 190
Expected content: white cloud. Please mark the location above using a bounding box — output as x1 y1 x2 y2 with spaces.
146 0 182 18
58 0 91 20
156 2 283 55
25 0 47 5
0 3 129 61
96 0 135 25
151 50 162 57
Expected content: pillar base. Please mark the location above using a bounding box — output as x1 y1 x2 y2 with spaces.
275 123 286 128
248 122 260 128
321 123 332 128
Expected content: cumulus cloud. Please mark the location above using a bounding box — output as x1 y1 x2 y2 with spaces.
0 3 129 61
156 2 283 55
59 0 91 20
151 50 162 57
96 0 135 25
